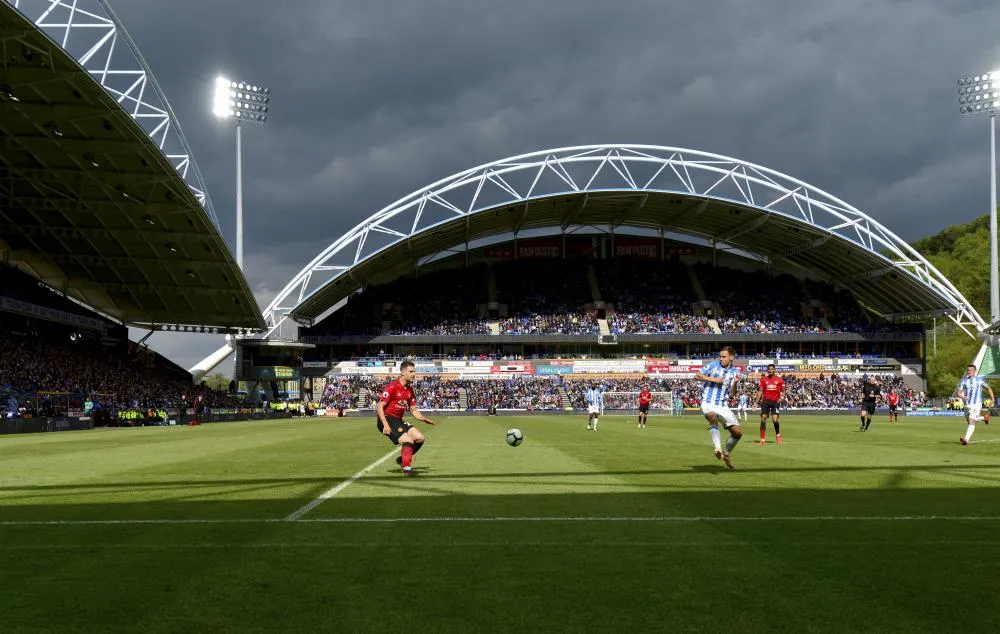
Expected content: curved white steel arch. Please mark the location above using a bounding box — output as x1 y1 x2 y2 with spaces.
6 0 220 227
191 144 983 378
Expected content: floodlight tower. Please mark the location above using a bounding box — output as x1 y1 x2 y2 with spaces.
958 70 1000 322
212 76 271 271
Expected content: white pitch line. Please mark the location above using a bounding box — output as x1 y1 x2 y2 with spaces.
2 515 1000 527
284 448 400 521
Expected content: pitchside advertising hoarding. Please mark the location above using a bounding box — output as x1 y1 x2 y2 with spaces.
491 364 535 375
647 362 700 374
536 365 573 375
572 360 647 374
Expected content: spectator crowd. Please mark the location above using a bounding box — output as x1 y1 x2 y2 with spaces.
1 331 235 419
303 258 914 337
323 373 924 412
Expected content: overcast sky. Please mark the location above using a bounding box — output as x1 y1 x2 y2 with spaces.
61 0 1000 370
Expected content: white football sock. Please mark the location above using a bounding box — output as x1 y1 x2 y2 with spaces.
593 418 599 431
966 423 976 442
709 425 721 450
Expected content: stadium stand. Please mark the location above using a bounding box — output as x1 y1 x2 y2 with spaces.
597 259 712 334
495 260 599 334
1 5 267 430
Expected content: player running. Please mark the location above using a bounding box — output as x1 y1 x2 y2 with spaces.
886 390 900 423
694 346 743 469
375 360 436 476
958 364 995 445
757 363 785 444
585 383 603 431
860 376 881 432
637 384 652 428
737 392 749 423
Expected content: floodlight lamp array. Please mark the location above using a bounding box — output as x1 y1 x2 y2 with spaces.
154 324 260 335
958 71 1000 114
213 76 270 123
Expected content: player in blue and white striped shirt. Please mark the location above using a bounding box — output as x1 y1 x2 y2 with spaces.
737 393 749 423
958 364 995 445
694 346 743 469
585 384 604 431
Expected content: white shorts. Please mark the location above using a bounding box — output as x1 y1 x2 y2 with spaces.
701 403 740 428
587 404 600 415
966 404 982 421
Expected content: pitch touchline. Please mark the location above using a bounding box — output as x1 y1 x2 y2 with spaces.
284 448 400 521
2 515 1000 526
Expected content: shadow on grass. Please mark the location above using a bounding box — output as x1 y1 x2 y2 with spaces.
2 484 1000 524
3 461 1000 496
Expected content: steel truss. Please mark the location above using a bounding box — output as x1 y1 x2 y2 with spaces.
4 0 219 227
191 145 983 377
264 144 984 333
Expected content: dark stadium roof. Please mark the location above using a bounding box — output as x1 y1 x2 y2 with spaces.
265 145 982 334
0 3 264 331
290 192 960 323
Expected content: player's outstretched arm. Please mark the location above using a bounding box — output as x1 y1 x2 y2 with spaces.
410 405 435 425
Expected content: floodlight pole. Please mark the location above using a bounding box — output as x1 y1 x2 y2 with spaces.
212 76 270 273
957 71 1000 323
991 111 998 323
236 122 244 271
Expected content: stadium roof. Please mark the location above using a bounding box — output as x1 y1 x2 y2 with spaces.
0 1 264 331
256 145 983 337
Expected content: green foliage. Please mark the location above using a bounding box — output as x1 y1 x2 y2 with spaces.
914 213 995 395
202 372 230 392
911 214 990 258
925 325 980 396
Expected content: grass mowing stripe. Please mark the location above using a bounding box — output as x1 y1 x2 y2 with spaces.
2 515 1000 526
283 447 400 521
1 540 995 549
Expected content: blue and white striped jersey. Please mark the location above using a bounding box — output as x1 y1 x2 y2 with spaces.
738 394 748 407
700 360 740 407
960 376 987 405
585 388 603 406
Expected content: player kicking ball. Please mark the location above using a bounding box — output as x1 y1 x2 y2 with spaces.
375 360 436 476
694 346 743 469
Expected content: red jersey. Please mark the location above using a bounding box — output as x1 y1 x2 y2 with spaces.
379 380 416 419
638 390 652 406
759 375 785 403
887 392 899 406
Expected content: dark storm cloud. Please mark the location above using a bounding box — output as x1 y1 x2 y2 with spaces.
103 0 999 367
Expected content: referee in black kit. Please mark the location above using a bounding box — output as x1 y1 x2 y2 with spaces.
860 375 881 432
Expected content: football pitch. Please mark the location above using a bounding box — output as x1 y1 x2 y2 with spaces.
1 414 998 633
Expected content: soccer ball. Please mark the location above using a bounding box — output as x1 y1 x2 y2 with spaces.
505 428 524 447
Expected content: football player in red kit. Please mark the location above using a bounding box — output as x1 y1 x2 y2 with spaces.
376 360 436 476
637 385 652 429
886 390 900 422
758 363 785 445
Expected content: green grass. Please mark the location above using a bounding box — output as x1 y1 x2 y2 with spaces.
1 413 999 632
